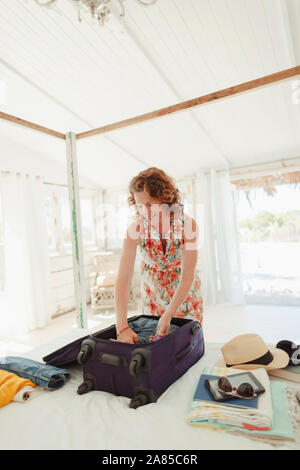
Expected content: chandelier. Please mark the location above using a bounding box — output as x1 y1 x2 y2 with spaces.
34 0 157 26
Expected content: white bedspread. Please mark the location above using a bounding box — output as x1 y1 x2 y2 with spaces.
0 328 291 450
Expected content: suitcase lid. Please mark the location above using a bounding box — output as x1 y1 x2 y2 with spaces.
43 333 90 367
42 315 141 367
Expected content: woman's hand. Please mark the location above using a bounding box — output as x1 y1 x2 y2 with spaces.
117 327 139 344
156 313 172 337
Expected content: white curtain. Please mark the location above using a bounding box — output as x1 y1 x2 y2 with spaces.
0 173 51 338
196 169 244 306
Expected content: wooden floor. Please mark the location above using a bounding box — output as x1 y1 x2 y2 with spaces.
1 303 300 356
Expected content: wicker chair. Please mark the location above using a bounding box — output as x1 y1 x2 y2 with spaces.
90 252 136 313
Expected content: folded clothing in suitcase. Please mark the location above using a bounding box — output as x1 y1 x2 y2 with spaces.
43 314 204 408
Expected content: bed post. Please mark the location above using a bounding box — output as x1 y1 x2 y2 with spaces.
66 131 88 328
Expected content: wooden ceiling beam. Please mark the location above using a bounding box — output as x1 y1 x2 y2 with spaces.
1 66 300 142
76 65 300 140
0 111 65 140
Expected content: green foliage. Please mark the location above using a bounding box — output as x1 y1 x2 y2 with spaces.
239 210 300 242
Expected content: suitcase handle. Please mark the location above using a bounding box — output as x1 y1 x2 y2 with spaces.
175 344 194 362
98 352 128 367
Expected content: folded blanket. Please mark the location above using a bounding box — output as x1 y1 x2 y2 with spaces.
0 356 71 390
187 366 273 431
0 370 36 408
188 378 295 447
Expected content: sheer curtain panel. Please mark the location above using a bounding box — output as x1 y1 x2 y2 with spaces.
0 173 51 338
195 169 244 306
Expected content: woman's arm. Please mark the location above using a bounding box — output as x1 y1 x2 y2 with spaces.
156 215 198 335
115 223 140 342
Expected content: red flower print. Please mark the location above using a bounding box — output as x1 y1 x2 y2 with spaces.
139 211 203 323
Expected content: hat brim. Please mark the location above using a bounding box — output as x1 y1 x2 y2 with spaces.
215 347 289 371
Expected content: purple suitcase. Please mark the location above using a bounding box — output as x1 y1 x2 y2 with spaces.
43 314 204 408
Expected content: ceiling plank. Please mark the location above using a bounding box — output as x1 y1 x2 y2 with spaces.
122 12 230 167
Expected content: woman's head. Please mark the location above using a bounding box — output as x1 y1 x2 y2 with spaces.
128 167 181 219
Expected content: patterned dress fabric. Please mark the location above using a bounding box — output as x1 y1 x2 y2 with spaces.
138 205 203 324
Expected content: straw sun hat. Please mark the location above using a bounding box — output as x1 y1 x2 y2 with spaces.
215 334 290 371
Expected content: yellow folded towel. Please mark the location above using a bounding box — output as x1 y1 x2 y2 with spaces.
0 369 36 408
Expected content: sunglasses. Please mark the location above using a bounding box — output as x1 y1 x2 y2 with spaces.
218 376 256 400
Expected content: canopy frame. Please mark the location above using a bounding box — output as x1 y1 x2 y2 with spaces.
1 65 300 328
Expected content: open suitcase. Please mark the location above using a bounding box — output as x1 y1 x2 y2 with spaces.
43 314 204 408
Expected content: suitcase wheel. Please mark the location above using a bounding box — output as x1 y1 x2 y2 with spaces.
77 378 95 395
129 393 149 409
191 323 201 335
129 349 151 376
77 339 95 365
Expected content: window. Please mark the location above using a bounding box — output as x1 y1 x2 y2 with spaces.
45 193 56 251
81 194 97 246
104 191 132 250
60 195 72 250
177 179 195 216
235 179 300 306
44 185 99 255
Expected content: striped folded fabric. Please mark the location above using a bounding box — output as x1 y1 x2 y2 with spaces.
187 365 295 446
187 366 273 431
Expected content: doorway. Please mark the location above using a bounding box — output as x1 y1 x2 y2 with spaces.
234 172 300 306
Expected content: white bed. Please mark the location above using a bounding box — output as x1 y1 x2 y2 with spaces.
0 327 293 450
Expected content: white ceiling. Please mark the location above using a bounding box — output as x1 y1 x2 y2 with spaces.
0 0 300 189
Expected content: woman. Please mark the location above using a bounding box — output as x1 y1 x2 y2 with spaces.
115 167 203 344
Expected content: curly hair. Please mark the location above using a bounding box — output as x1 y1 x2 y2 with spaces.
128 167 181 207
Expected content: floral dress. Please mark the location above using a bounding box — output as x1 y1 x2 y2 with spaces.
138 205 203 324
